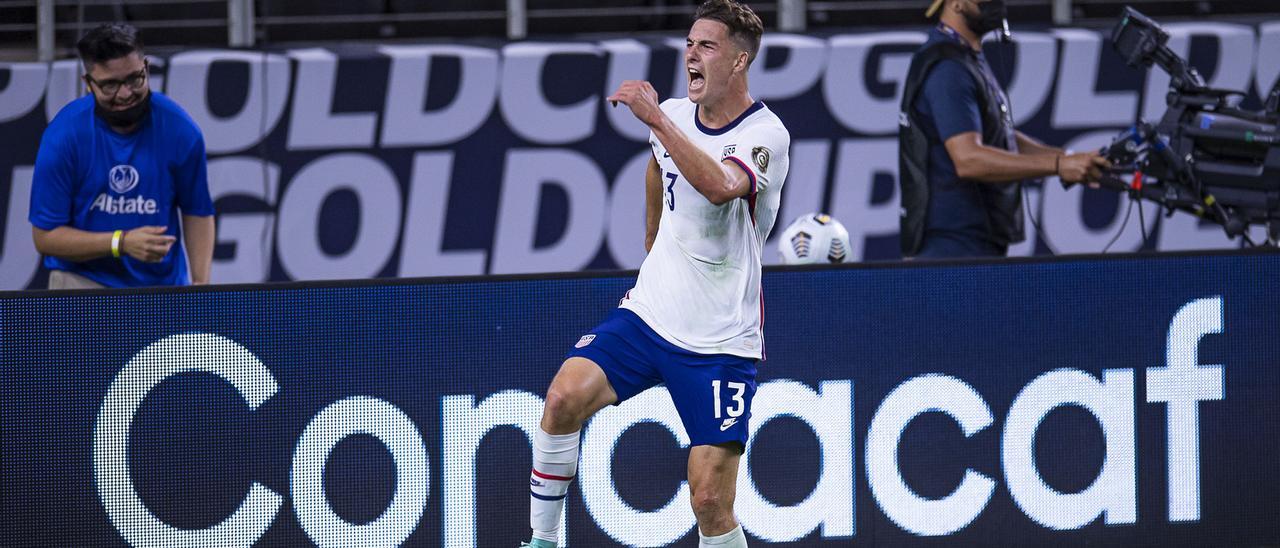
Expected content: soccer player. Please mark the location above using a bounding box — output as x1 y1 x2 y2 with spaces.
29 23 214 288
523 1 788 547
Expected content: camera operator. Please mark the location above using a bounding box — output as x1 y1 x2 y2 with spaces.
899 0 1111 259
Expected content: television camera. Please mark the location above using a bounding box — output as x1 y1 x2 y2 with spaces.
1079 7 1280 245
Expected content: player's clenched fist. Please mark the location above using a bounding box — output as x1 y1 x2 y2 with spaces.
607 80 662 127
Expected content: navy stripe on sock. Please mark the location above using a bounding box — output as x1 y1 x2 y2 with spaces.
530 490 568 501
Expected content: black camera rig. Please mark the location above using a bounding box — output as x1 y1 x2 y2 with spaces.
1084 7 1280 245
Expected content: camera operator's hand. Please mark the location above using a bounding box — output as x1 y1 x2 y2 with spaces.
1058 151 1111 186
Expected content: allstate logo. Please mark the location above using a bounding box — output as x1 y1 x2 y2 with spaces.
108 165 139 194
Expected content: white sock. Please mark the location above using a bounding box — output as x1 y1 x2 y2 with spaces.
699 525 747 547
530 427 579 544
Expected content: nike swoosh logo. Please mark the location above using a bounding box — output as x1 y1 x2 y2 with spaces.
720 418 738 431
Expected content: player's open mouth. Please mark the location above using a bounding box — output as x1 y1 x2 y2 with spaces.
688 67 705 92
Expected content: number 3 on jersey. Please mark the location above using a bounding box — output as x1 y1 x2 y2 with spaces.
664 171 677 211
711 379 746 419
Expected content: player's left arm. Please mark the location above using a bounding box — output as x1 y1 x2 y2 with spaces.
182 214 214 284
644 154 662 252
609 80 750 205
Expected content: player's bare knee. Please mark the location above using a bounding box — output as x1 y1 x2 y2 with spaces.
690 488 732 519
542 386 586 430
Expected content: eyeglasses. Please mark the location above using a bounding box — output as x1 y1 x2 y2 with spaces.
85 61 149 96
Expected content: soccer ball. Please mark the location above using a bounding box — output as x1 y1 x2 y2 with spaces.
777 213 851 264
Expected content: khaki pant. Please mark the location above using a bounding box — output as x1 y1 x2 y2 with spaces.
47 270 105 289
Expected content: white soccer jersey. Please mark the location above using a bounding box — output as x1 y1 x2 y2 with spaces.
620 98 790 359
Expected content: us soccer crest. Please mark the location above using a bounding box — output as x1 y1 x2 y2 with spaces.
752 146 771 174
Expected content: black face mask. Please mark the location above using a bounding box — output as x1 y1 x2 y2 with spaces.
94 91 151 130
964 0 1008 38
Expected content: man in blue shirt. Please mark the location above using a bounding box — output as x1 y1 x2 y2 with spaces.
29 23 214 288
900 0 1109 258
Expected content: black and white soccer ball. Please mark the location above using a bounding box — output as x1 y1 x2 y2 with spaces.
777 213 851 264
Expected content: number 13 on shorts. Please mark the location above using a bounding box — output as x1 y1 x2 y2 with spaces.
712 379 747 419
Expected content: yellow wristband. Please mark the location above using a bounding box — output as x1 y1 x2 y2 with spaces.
111 229 123 259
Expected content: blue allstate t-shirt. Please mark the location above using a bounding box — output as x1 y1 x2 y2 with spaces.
29 92 215 287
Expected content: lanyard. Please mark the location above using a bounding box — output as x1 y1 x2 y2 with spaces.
936 23 966 45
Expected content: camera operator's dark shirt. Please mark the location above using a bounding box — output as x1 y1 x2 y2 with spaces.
911 26 1016 258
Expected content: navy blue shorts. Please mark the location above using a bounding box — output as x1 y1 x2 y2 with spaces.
565 308 758 447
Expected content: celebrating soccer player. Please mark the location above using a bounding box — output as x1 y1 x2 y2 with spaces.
522 1 789 547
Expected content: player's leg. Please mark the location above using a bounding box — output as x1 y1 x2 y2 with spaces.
541 357 617 434
662 352 758 547
527 309 665 547
688 443 749 547
528 357 616 548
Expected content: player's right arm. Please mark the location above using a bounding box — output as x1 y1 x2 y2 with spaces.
644 154 662 252
608 80 751 205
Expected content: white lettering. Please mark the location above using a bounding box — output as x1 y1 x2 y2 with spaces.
500 43 603 145
738 380 853 541
166 50 291 154
88 194 160 216
44 59 83 122
207 157 279 283
277 153 402 280
379 45 499 148
0 63 48 123
93 333 283 548
1004 368 1137 530
827 138 899 261
491 149 608 274
1156 213 1239 252
580 388 696 546
1051 29 1138 128
750 34 828 102
399 152 487 277
1256 23 1280 100
286 48 378 150
604 150 653 269
292 396 429 548
1147 296 1224 521
1 166 40 289
600 39 655 142
440 391 551 548
824 32 927 135
867 374 995 536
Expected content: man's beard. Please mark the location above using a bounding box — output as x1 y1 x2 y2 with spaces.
94 92 151 130
964 0 1008 37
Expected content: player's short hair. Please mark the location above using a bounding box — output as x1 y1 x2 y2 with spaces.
77 23 144 68
694 0 764 66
